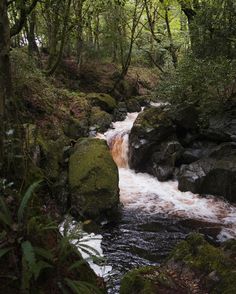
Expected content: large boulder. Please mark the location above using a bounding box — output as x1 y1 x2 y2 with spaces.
69 138 119 219
178 143 236 202
200 110 236 143
129 106 188 180
147 140 184 181
129 106 176 174
86 92 117 113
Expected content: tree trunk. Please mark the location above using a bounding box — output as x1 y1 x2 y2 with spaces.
0 0 12 172
165 8 178 68
76 0 84 70
46 0 72 75
26 10 39 56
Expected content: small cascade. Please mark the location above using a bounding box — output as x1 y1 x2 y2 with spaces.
99 108 236 293
102 110 236 240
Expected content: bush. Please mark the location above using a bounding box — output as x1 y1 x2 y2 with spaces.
158 55 236 117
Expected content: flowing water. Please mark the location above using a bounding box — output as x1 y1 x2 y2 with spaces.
97 109 236 293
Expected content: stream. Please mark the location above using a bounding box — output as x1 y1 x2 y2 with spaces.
97 108 236 293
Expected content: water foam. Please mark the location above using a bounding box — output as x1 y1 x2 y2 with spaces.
103 109 236 241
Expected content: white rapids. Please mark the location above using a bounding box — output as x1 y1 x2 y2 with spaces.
101 111 236 241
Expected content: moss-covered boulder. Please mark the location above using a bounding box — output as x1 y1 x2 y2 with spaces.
120 234 236 294
64 117 89 139
86 93 117 113
69 138 119 219
89 107 112 132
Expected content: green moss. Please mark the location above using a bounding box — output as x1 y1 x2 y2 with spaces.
134 107 172 130
120 266 160 294
86 93 117 113
89 107 112 132
170 233 236 293
69 138 119 218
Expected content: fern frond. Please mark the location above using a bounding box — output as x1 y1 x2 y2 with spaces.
17 180 42 223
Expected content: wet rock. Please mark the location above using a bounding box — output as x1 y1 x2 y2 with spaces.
200 112 236 143
126 98 141 113
178 156 236 202
148 141 184 181
69 138 119 219
129 106 176 174
113 102 127 121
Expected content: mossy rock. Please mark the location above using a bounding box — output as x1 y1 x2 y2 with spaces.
121 234 236 294
169 233 236 293
38 135 70 181
120 266 176 294
89 107 112 132
120 266 160 294
27 125 70 181
63 117 89 139
69 138 119 219
126 98 141 113
86 93 117 113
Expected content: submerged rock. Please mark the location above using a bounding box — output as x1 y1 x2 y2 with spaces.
69 138 119 219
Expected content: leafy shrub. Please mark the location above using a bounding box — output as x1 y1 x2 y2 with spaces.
158 55 236 117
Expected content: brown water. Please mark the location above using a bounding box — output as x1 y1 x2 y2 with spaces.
98 109 236 293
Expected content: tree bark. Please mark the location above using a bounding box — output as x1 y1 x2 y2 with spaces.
165 7 178 68
46 0 72 75
0 0 12 171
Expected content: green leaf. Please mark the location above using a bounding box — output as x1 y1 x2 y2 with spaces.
0 247 12 259
68 259 86 271
21 241 36 269
17 180 42 223
34 247 54 261
33 260 53 280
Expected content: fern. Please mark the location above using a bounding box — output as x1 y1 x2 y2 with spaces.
64 278 102 294
17 180 42 223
